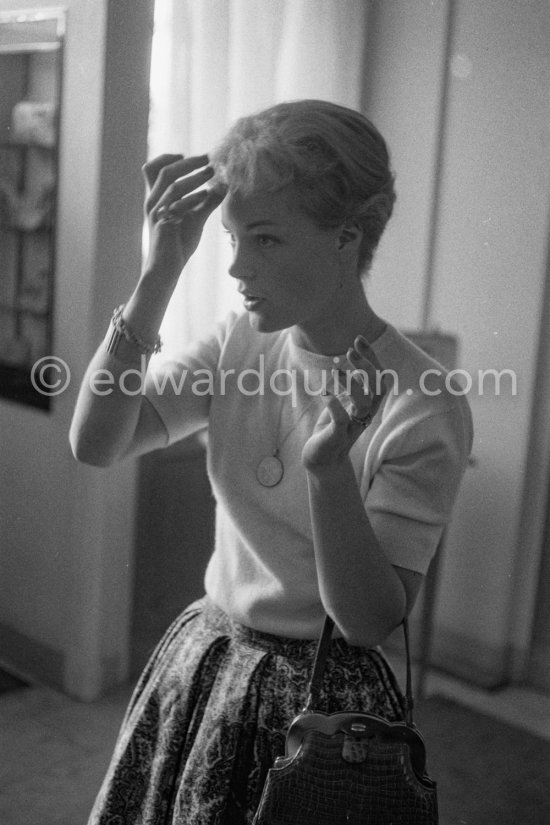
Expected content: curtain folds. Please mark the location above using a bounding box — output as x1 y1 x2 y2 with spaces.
148 0 369 349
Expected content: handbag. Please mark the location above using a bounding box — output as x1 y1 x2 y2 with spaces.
253 615 438 825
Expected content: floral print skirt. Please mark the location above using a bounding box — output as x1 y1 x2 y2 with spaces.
87 597 405 825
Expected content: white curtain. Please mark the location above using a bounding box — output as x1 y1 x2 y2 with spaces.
148 0 369 350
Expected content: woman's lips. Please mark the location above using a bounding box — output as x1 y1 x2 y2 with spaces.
243 296 264 310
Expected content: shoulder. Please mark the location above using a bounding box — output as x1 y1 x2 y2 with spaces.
371 324 474 460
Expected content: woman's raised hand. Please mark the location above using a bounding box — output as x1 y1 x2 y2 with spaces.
142 154 226 279
302 336 389 472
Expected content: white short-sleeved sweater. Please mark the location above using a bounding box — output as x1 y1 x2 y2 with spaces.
145 312 473 638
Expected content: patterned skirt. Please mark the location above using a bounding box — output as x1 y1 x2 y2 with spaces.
88 597 405 825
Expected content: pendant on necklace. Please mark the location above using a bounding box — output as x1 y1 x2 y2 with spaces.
256 453 284 487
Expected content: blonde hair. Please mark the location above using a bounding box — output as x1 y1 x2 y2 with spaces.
211 99 396 274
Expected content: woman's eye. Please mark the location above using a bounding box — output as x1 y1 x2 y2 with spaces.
223 230 277 249
256 235 276 248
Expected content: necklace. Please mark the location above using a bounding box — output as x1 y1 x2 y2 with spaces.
256 454 285 487
256 396 319 487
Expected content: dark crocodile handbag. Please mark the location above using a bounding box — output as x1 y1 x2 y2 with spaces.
253 616 438 825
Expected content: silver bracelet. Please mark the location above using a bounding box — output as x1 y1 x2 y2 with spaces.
106 304 162 356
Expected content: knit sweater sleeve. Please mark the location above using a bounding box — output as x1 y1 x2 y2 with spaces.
144 312 240 445
363 399 473 575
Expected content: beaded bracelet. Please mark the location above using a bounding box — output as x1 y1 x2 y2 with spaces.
106 304 162 356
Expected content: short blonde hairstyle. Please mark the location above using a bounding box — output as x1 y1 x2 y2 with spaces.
212 100 396 274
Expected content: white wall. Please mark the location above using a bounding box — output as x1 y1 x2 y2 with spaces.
365 0 550 684
0 0 153 699
364 0 450 331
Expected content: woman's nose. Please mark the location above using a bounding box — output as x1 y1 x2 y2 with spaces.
228 248 255 280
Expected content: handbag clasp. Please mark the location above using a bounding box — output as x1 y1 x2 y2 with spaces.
342 722 374 763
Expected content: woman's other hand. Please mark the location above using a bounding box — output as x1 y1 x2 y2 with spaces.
142 154 227 278
302 336 388 471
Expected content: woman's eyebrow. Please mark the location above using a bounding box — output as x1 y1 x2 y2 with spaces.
221 219 279 230
245 220 278 229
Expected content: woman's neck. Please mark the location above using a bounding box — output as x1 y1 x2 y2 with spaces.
291 280 386 356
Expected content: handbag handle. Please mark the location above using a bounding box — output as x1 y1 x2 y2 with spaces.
304 615 415 727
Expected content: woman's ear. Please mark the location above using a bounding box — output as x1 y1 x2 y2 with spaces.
337 221 362 252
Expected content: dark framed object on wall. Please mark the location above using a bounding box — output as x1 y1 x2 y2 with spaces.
0 9 65 410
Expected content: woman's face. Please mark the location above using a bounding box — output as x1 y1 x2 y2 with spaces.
221 187 345 337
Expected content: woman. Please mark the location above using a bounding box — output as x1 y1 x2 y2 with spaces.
70 100 472 824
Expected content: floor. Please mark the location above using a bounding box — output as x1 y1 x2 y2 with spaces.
0 680 132 825
415 673 550 825
1 668 549 825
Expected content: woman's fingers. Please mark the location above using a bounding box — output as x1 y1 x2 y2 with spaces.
153 166 214 220
142 154 183 189
321 392 350 427
156 183 227 230
343 336 390 422
190 184 228 221
346 371 372 413
304 336 390 468
141 154 226 275
155 189 210 225
344 352 377 404
144 154 211 212
353 335 384 372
